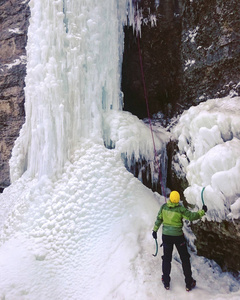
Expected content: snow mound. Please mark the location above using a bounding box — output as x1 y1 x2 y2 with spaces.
0 139 160 299
1 139 240 299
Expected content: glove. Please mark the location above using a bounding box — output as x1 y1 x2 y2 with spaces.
202 205 208 212
152 231 157 239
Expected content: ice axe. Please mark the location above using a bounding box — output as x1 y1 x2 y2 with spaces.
201 187 206 205
201 187 208 213
152 239 158 257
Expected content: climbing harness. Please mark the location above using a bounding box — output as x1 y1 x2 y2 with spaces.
152 238 158 257
201 187 206 205
137 34 166 201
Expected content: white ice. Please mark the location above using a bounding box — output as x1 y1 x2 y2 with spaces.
9 0 129 182
9 28 24 34
0 0 240 299
184 59 196 70
1 137 240 299
6 56 27 69
185 26 199 43
173 96 240 221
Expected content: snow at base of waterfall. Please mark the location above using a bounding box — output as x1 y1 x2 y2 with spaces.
1 98 240 299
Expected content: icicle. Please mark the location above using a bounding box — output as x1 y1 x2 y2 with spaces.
62 0 68 33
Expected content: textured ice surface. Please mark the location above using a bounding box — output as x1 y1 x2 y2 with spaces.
0 139 159 299
173 96 240 221
1 139 240 299
9 0 130 182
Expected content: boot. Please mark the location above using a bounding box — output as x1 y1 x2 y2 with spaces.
186 279 196 291
162 276 170 290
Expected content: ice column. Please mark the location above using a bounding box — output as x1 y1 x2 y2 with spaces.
10 0 131 182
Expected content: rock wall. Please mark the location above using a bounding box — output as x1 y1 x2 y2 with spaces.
122 0 182 119
122 0 240 116
192 220 240 273
178 0 240 273
180 0 240 108
0 0 30 190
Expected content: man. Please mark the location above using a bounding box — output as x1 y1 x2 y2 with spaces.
152 190 207 291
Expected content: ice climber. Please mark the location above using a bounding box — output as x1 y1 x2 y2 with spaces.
152 190 207 291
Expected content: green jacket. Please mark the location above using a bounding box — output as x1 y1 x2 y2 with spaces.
153 200 205 236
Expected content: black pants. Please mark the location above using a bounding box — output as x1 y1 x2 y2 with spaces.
162 234 193 286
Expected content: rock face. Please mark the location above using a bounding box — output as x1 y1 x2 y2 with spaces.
192 220 240 273
177 0 240 273
180 0 240 108
0 0 30 190
122 0 240 116
122 0 182 119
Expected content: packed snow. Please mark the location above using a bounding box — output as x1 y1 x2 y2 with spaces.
1 133 240 299
0 0 240 299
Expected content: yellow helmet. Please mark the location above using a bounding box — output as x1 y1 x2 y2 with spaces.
169 191 180 203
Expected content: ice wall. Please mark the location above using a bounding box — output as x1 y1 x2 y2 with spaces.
173 96 240 221
10 0 131 182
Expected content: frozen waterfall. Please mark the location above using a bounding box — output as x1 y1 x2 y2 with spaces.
1 1 240 299
10 0 131 181
0 1 169 299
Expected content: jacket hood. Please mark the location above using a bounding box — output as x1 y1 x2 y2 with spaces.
167 199 180 208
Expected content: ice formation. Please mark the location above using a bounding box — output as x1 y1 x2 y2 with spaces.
173 96 240 221
0 0 168 298
10 0 132 182
0 0 240 299
103 110 170 189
